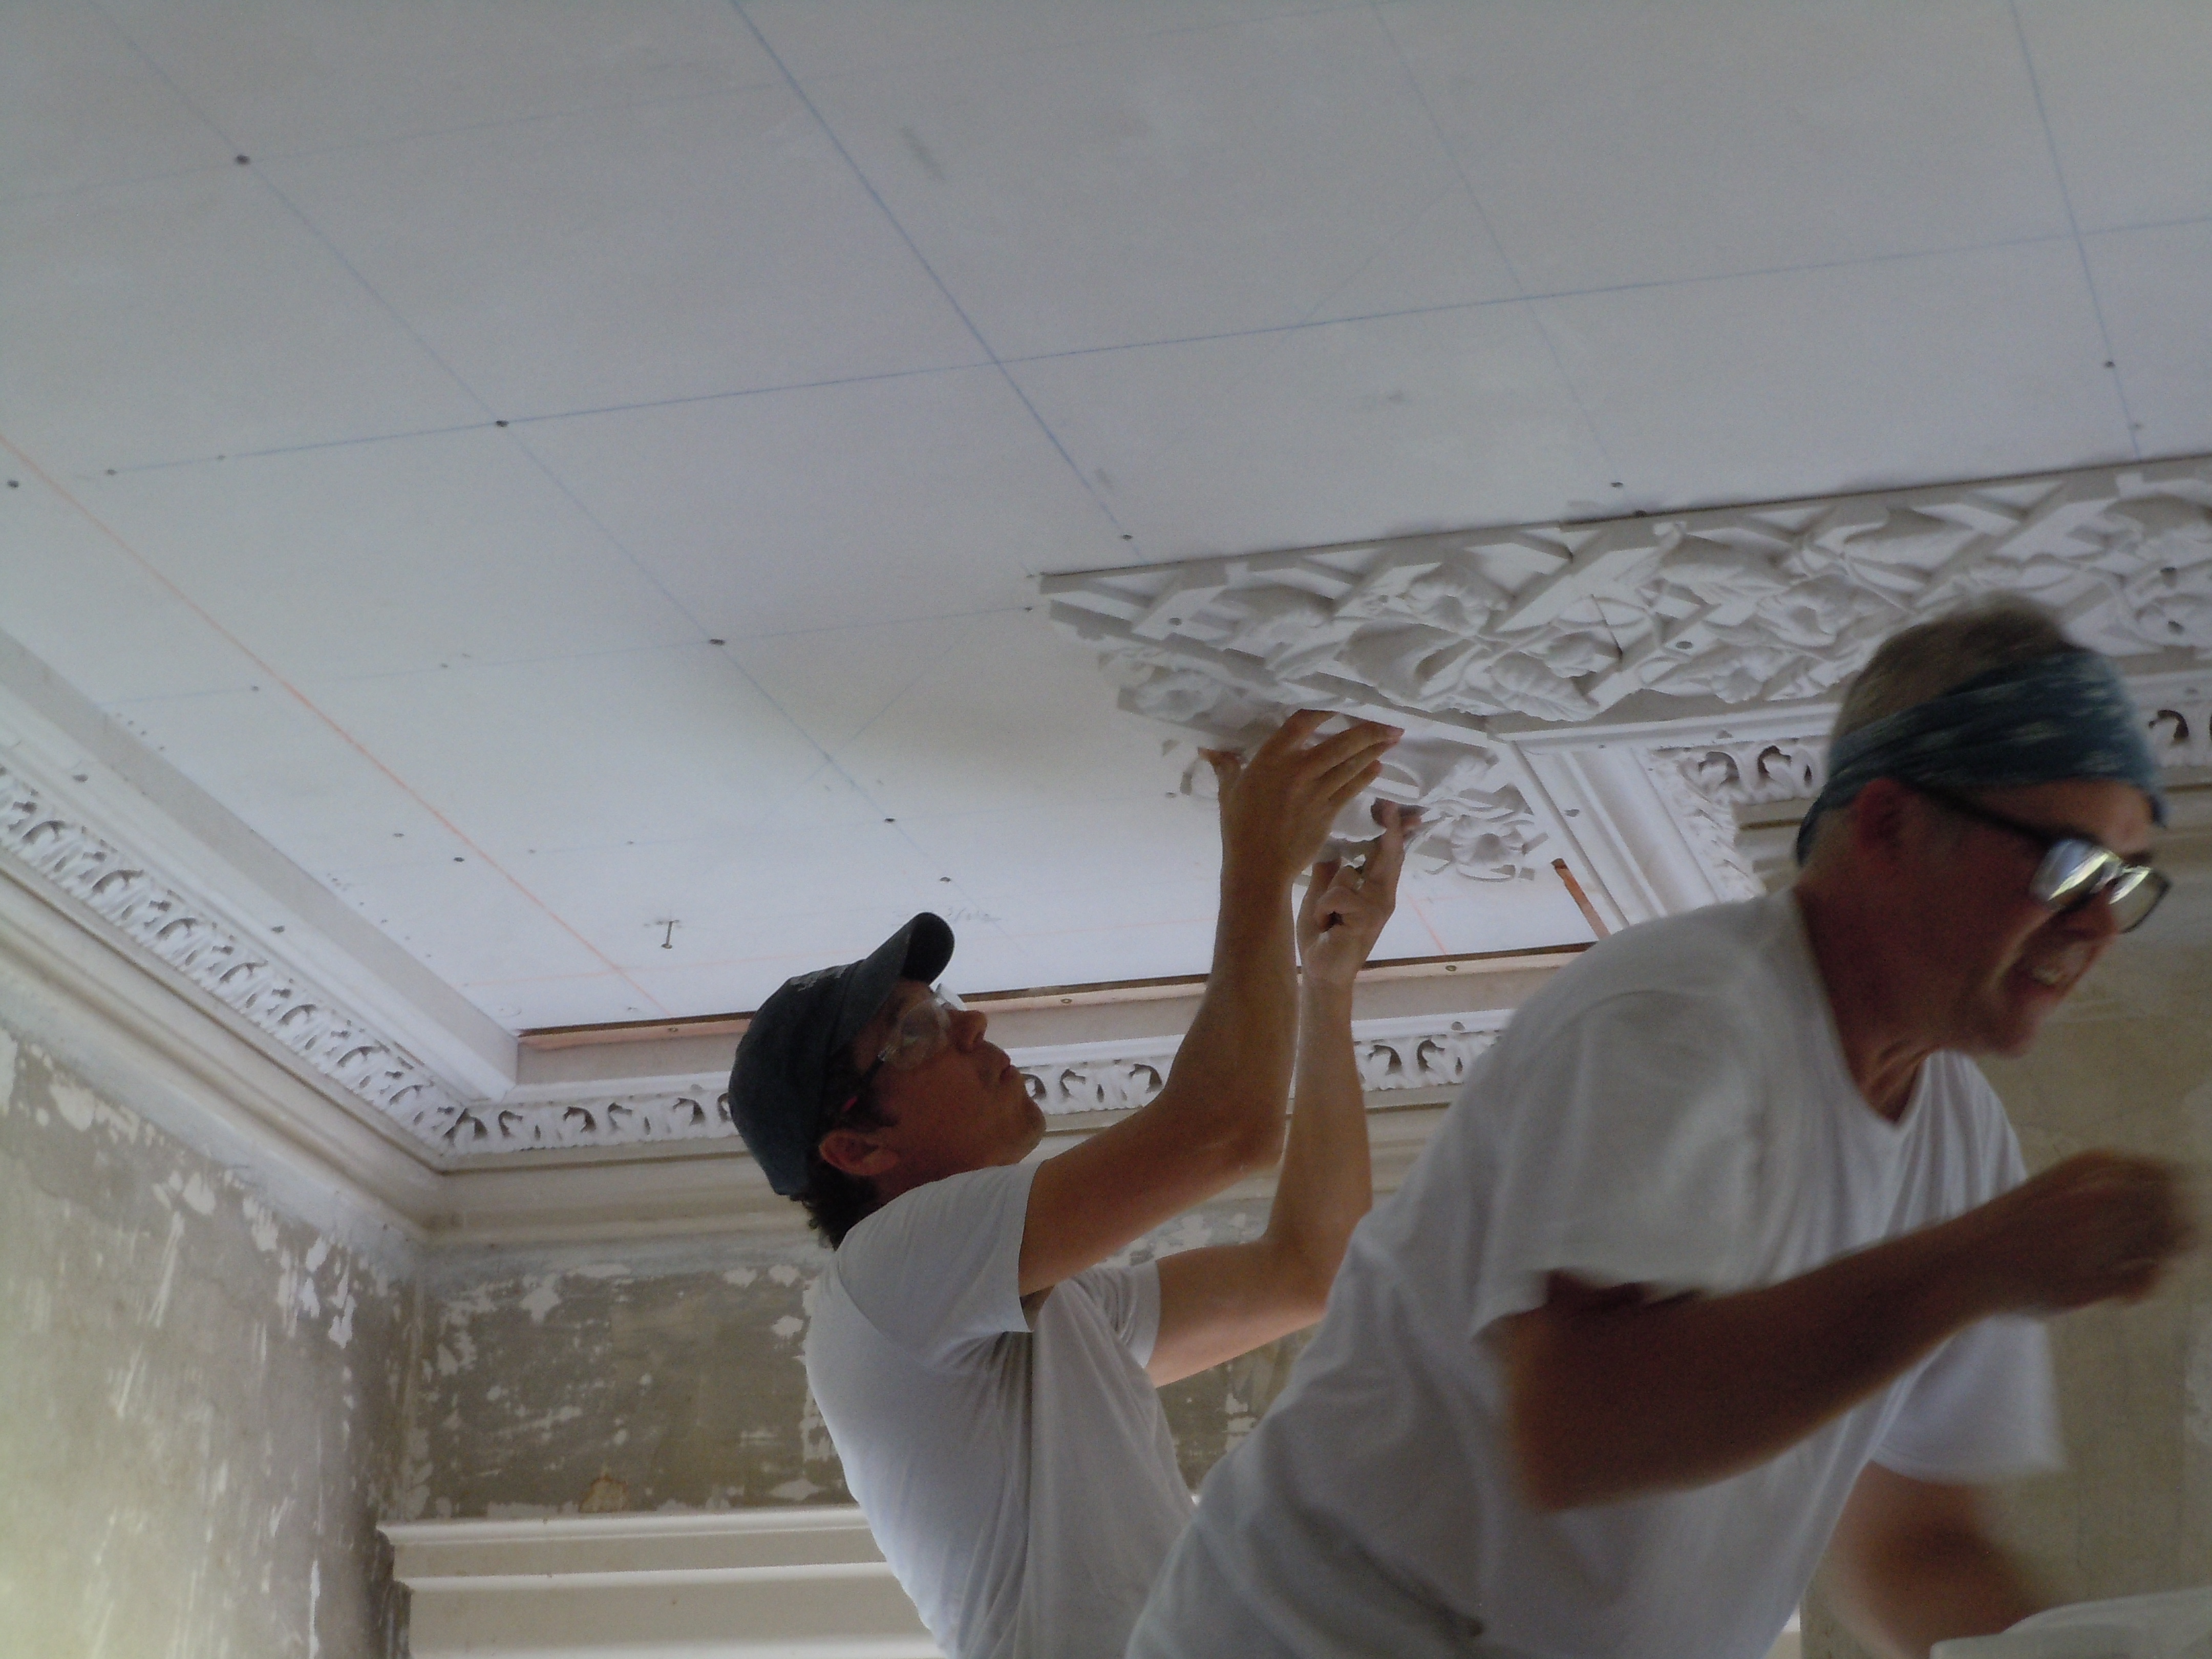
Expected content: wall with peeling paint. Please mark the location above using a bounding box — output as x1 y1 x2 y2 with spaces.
0 1014 416 1659
400 1197 1303 1520
1806 879 2212 1655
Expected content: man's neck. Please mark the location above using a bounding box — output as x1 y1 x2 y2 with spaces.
1792 879 1940 1122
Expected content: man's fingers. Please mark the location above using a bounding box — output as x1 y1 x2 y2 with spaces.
1317 757 1388 816
1250 709 1333 764
1298 720 1401 779
1311 734 1395 798
1298 860 1343 930
1365 805 1418 890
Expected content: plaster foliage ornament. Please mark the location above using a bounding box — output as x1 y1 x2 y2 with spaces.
1350 1013 1510 1093
1050 459 2212 732
1017 1039 1188 1115
440 1089 734 1152
2143 684 2212 773
1651 737 1827 821
0 753 466 1143
1009 1015 1513 1118
418 1011 1520 1154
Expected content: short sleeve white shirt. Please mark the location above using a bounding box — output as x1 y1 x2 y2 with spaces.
1130 891 2058 1659
805 1161 1196 1659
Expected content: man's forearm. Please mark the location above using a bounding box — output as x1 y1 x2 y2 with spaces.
1825 1464 2044 1659
1156 864 1298 1152
1508 1217 2000 1510
1830 1524 2042 1659
1261 980 1371 1300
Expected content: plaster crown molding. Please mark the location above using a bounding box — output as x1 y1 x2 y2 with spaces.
438 1084 737 1154
1 743 471 1145
0 701 1528 1162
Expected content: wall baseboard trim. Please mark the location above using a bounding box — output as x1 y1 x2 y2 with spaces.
384 1507 938 1658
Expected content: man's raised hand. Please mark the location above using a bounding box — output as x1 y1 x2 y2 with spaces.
1202 711 1400 892
1299 801 1419 987
1958 1150 2196 1315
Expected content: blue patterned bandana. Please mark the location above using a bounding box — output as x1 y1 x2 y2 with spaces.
1795 651 2166 865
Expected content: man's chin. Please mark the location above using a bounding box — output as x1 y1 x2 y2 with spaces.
1973 985 2062 1057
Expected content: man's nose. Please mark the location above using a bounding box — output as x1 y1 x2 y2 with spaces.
2060 888 2123 944
951 1007 988 1047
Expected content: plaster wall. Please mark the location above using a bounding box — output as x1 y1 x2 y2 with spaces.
0 1010 416 1659
1805 869 2212 1655
401 1198 1299 1520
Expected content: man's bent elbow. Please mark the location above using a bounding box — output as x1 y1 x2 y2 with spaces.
1219 1110 1286 1179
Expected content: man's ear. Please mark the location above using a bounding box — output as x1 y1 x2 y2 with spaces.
1845 777 1919 870
818 1126 898 1181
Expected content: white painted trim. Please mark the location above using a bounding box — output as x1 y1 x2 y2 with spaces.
384 1507 939 1658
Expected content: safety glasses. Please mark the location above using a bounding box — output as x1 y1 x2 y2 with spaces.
841 987 965 1110
1911 783 2170 934
870 988 961 1075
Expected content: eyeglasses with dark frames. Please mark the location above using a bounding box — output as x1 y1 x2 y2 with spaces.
1908 782 2170 934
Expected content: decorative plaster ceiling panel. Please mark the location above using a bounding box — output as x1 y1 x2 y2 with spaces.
1048 457 2212 914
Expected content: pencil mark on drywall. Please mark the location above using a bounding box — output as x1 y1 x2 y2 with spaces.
901 127 948 182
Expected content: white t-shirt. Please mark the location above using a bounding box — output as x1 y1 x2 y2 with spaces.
805 1161 1196 1659
1130 890 2058 1659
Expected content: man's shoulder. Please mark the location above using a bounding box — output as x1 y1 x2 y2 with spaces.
842 1161 1036 1259
1522 894 1799 1031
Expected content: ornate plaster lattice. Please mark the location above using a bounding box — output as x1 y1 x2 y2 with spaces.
1047 456 2212 899
0 751 468 1142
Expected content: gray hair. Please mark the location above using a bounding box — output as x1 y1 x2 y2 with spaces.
1831 595 2080 743
1805 596 2080 864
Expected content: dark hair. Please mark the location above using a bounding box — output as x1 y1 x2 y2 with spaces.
796 1053 895 1247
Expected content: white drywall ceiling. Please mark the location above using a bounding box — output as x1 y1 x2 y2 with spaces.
5 0 2208 1028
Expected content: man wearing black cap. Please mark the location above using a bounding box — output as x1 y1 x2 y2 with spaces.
1131 599 2195 1659
729 710 1410 1659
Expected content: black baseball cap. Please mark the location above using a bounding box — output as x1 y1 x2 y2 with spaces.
728 913 955 1197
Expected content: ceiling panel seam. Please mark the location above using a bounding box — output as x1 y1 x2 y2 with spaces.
724 0 1137 547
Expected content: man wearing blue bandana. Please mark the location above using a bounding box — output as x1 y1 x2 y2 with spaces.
1130 597 2195 1659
